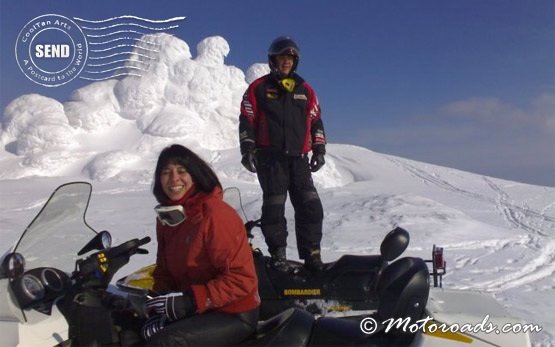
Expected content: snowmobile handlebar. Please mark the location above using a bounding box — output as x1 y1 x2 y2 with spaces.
74 236 151 287
245 219 261 239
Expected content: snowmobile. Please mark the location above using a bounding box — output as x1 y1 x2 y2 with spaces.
0 182 533 346
117 187 440 319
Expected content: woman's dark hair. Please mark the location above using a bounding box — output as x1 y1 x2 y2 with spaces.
152 144 222 203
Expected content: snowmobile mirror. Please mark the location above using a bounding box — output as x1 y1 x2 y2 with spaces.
380 227 410 261
77 230 112 256
0 252 26 279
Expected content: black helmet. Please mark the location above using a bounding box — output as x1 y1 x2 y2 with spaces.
268 36 300 75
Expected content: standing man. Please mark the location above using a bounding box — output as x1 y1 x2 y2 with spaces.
239 36 326 272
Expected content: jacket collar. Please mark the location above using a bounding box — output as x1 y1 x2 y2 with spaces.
176 187 223 223
270 72 304 85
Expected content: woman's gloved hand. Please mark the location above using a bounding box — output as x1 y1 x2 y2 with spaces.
144 292 197 321
142 315 166 340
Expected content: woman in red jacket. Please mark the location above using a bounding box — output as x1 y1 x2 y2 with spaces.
141 144 260 346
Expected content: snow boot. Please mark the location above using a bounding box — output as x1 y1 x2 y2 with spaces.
304 248 324 272
269 247 289 272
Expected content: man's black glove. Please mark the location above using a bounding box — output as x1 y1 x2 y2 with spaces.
241 150 257 173
310 145 326 172
144 292 196 321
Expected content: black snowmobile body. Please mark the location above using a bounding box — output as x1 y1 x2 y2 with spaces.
248 222 410 319
254 252 385 317
243 250 432 346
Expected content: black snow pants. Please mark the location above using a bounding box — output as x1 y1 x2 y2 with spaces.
142 308 259 346
255 151 324 259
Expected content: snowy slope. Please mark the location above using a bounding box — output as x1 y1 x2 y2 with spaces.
1 34 554 346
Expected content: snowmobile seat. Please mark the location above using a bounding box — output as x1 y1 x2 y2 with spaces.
376 257 430 324
310 314 380 346
324 255 386 294
249 307 314 346
310 314 416 346
325 255 386 276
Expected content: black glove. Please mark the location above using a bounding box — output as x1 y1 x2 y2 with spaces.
142 315 166 340
144 292 196 321
310 153 325 172
241 150 257 173
310 145 326 172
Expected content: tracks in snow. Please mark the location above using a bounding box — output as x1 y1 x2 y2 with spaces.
387 157 555 291
388 157 553 236
483 177 552 237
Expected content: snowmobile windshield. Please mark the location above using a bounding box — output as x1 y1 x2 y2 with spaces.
11 182 98 274
223 187 247 222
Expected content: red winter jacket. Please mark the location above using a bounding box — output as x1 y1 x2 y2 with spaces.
152 187 260 314
239 73 326 156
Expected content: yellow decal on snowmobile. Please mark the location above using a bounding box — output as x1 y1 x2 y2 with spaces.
423 320 473 343
283 288 321 296
122 264 156 290
328 304 352 312
97 253 108 273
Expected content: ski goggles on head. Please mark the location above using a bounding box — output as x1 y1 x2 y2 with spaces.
155 205 186 227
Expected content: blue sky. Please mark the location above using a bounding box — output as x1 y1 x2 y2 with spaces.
1 0 554 186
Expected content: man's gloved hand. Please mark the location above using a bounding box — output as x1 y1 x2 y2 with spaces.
309 145 326 172
144 292 196 321
142 315 166 340
310 153 325 172
241 150 257 173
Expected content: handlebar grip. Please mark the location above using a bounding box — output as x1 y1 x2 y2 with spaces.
245 220 261 231
138 237 151 246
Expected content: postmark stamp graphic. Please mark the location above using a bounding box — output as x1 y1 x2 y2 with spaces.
15 14 88 87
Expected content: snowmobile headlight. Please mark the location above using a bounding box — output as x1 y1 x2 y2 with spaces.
100 230 112 249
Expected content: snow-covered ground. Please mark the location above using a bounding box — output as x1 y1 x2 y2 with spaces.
1 34 554 346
